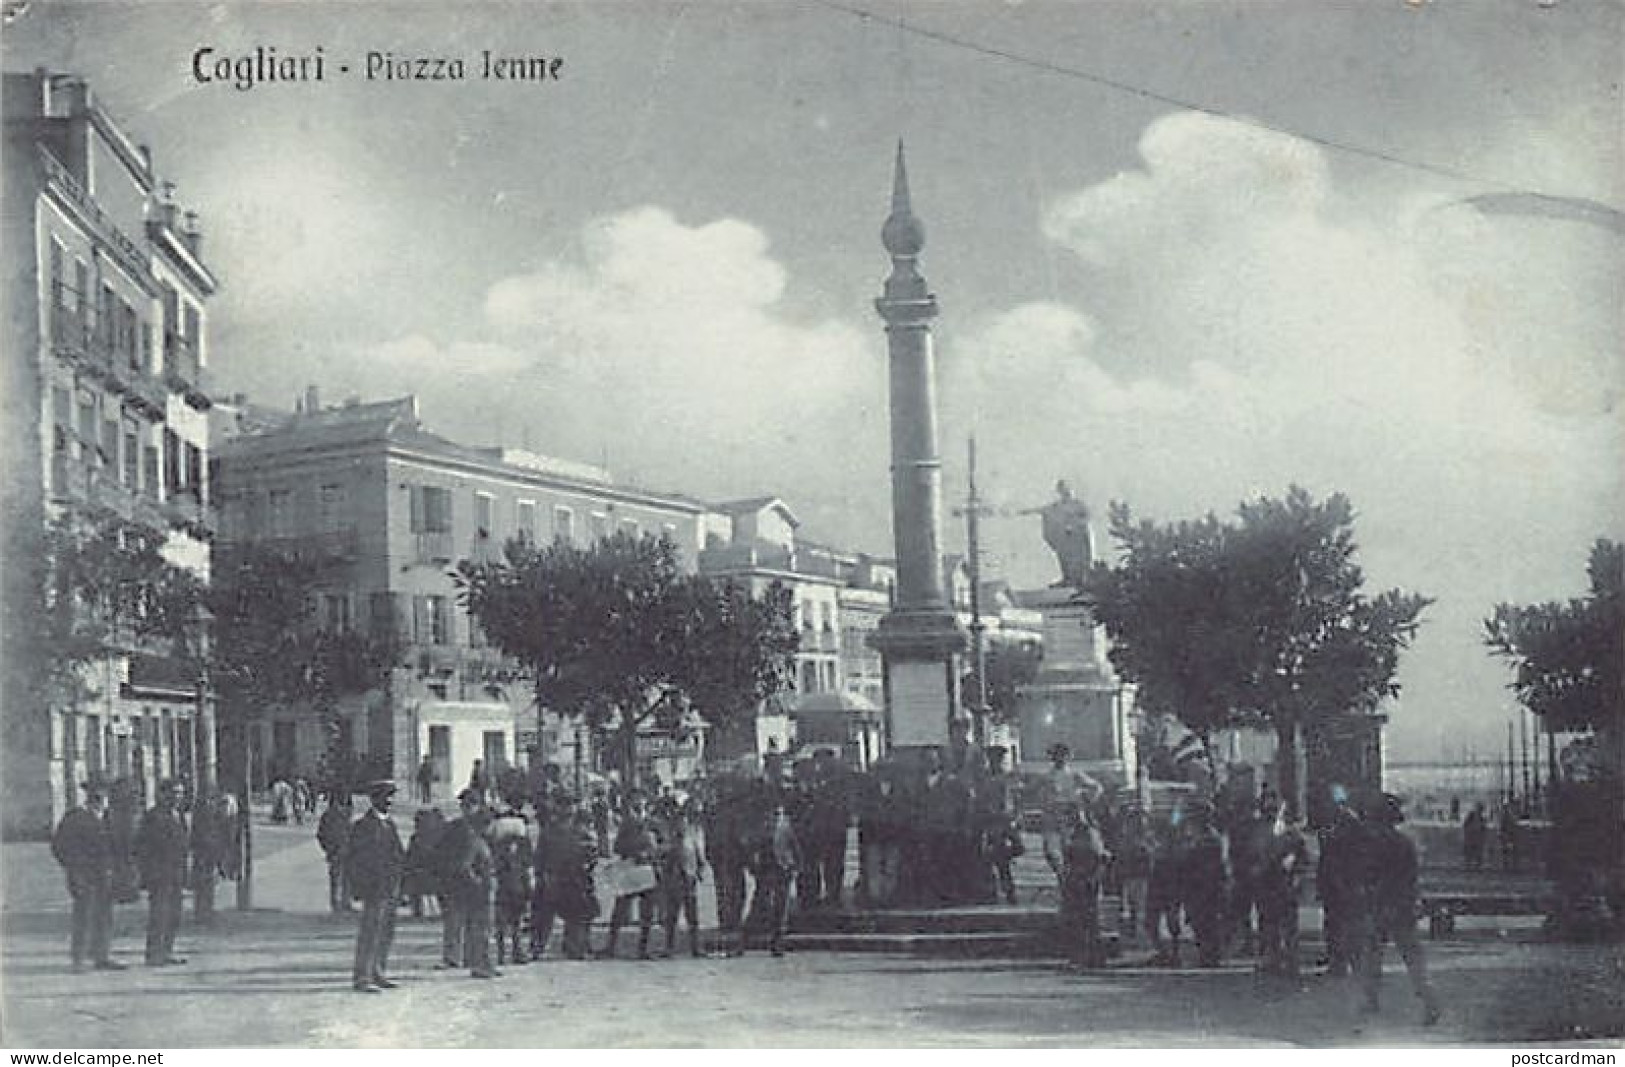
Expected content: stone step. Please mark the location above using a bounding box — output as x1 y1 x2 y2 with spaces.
791 905 1064 936
781 929 1062 958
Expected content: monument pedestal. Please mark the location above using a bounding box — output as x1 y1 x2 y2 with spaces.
872 609 965 751
1014 588 1136 787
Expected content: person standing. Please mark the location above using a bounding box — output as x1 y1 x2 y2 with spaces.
488 802 532 966
1114 802 1153 945
1041 744 1103 883
441 788 499 978
467 759 488 803
1181 801 1230 969
705 770 750 951
317 792 354 914
189 788 232 925
1145 813 1186 967
1354 793 1442 1027
346 780 405 993
135 779 189 967
51 779 124 972
979 747 1022 906
1255 801 1309 977
744 801 798 958
1059 808 1110 970
416 755 437 805
1317 790 1364 977
808 751 851 908
658 799 707 958
600 791 661 960
1498 804 1520 872
1462 803 1487 871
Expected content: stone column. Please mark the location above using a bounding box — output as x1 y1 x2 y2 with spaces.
869 144 965 751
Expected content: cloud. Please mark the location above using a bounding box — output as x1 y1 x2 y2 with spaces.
358 208 886 531
943 111 1622 754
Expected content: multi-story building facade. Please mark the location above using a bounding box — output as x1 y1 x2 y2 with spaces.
2 72 217 837
212 391 708 791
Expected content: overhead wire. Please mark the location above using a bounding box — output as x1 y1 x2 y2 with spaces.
809 0 1621 209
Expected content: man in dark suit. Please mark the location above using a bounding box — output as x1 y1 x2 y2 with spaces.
347 780 405 993
135 779 190 966
51 779 124 972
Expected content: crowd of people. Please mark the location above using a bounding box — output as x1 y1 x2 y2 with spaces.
47 743 1442 1024
48 775 240 971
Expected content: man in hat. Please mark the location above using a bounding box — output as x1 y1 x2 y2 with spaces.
135 779 190 966
346 780 405 992
51 778 124 971
1354 792 1442 1027
439 787 499 978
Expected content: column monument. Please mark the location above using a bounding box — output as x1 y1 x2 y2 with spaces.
870 143 966 750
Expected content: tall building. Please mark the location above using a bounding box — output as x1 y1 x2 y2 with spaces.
2 72 217 837
211 391 708 790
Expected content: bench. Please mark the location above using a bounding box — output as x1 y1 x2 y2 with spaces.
1419 892 1551 937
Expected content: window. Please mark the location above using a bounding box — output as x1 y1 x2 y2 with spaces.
369 592 402 640
318 593 352 633
473 492 494 537
620 518 640 540
123 429 138 487
52 387 70 427
318 483 347 530
268 489 293 537
98 284 115 350
410 485 452 533
412 595 450 645
516 500 537 543
74 262 89 321
589 512 608 542
121 302 138 367
554 506 574 544
163 429 181 492
142 445 159 498
77 396 96 452
49 241 64 306
102 419 120 475
185 444 203 500
800 660 819 694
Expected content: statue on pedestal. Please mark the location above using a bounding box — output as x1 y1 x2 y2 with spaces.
1034 480 1094 588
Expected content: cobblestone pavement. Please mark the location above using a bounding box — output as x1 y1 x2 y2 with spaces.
3 821 1621 1048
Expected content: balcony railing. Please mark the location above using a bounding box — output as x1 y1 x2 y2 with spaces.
218 527 357 565
163 334 211 409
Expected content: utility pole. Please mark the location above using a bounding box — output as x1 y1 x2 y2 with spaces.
953 435 992 747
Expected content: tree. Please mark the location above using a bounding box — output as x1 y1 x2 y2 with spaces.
34 508 205 808
1084 487 1431 819
1485 539 1623 737
961 632 1044 727
454 531 798 778
208 546 398 792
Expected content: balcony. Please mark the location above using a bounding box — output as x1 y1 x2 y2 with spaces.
217 528 357 568
163 334 212 410
413 531 455 566
125 367 169 420
86 476 134 520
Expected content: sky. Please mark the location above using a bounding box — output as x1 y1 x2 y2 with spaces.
6 0 1621 761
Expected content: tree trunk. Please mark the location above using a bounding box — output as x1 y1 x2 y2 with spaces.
1199 732 1218 795
1275 720 1303 824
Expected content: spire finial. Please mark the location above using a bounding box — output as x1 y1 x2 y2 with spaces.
891 139 911 216
882 139 925 258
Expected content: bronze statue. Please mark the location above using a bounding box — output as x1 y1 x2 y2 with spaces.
1035 480 1093 587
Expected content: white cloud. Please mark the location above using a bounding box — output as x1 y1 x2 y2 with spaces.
945 111 1622 755
381 207 885 522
